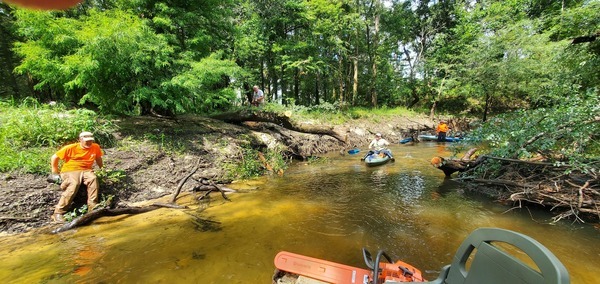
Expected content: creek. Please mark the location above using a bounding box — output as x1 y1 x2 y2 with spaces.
0 143 598 283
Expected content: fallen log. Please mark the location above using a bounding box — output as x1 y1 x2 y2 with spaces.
431 148 485 176
211 110 346 142
52 203 187 234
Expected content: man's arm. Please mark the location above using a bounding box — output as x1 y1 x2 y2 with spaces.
96 156 103 169
51 154 60 174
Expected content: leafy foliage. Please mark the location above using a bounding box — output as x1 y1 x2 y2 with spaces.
0 98 115 173
11 3 241 115
466 95 600 173
63 204 87 222
163 52 246 114
5 0 599 118
226 145 288 180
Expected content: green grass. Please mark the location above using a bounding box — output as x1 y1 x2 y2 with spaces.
0 98 116 174
225 145 288 180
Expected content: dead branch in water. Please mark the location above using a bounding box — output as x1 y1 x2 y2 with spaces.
432 148 600 222
170 160 233 202
171 159 205 203
52 203 187 233
431 148 485 177
53 161 235 233
192 181 234 201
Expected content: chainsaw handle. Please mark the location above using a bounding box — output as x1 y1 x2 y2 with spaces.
372 250 394 284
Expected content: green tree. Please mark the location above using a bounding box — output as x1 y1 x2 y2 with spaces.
12 1 243 115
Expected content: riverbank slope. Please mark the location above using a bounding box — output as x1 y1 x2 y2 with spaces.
1 113 446 234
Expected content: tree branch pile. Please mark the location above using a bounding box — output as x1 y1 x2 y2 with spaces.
432 149 600 222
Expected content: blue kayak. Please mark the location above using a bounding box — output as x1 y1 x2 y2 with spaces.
418 134 463 142
364 152 392 167
399 137 413 144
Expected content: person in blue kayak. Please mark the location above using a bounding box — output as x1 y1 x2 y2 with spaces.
365 133 394 160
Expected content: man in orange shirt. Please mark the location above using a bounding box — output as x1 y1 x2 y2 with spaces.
49 131 103 223
436 120 450 142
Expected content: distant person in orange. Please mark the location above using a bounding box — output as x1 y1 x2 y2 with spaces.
49 131 103 223
436 120 450 142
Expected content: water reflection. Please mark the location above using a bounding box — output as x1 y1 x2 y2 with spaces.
370 169 389 188
394 171 426 204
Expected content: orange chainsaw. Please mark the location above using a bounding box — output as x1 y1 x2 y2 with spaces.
273 248 424 284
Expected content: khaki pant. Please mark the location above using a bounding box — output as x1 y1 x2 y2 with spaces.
54 170 99 214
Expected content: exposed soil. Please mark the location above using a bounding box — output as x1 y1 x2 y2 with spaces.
1 113 444 234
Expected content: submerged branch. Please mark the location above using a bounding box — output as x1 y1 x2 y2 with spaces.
52 203 187 234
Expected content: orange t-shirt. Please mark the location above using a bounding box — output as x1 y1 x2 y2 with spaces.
56 143 103 173
436 123 449 133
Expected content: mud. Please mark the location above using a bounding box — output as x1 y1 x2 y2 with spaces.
0 114 440 234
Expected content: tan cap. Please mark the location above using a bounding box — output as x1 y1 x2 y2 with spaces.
79 131 94 141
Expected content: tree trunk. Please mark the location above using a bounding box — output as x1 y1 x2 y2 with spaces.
338 55 344 105
260 59 265 94
429 101 437 119
315 72 320 105
211 110 346 142
483 93 491 122
371 0 380 108
280 64 286 105
294 68 300 104
352 56 358 105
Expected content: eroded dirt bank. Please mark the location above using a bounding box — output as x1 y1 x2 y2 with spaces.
1 114 442 234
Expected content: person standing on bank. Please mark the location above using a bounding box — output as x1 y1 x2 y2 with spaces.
436 120 450 142
49 131 103 223
251 85 265 107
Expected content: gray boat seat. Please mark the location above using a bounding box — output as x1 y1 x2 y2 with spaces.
397 227 570 284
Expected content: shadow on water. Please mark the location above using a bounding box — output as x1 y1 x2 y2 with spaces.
0 144 599 283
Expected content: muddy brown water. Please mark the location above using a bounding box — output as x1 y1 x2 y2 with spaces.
0 143 598 283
